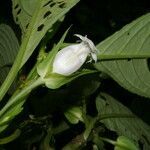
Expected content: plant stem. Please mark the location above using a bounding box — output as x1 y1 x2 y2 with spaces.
0 47 25 101
0 129 21 144
97 54 149 60
98 113 135 121
0 77 44 125
98 136 116 145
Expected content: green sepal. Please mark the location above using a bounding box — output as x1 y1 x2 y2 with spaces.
64 106 84 124
37 28 71 78
44 69 97 89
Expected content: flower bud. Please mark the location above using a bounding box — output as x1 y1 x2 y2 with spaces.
115 136 138 150
64 106 84 124
52 34 97 76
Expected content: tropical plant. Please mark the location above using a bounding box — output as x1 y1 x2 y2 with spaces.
0 0 150 149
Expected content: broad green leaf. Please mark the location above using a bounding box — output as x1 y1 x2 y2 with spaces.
96 93 150 150
115 136 138 150
0 101 24 133
0 24 19 93
12 0 38 34
97 13 150 60
95 13 150 97
95 59 150 97
12 0 80 67
12 0 64 39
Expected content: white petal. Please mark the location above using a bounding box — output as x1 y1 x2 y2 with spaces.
53 44 89 76
52 34 97 76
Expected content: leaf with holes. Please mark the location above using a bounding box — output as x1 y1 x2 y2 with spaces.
12 0 64 38
0 24 19 94
12 0 80 67
95 13 150 97
12 0 38 34
96 93 150 150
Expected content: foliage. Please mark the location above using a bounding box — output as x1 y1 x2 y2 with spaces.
95 13 150 97
0 0 150 149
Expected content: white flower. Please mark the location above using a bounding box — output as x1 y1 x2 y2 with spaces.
52 34 97 76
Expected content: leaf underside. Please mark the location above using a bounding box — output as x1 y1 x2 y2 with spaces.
95 13 150 98
0 24 19 94
96 92 150 150
97 13 150 59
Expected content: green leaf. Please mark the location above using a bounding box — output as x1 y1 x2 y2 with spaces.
95 13 150 97
0 101 24 132
12 0 38 34
96 93 150 150
115 136 138 150
12 0 80 67
95 59 150 97
0 24 19 94
97 13 150 60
